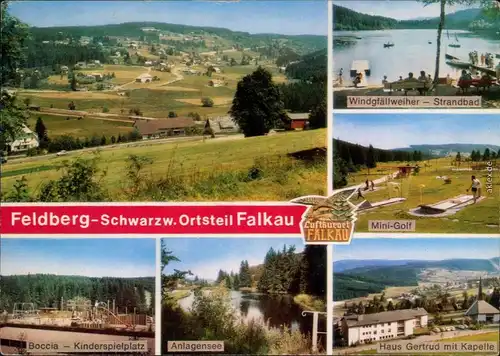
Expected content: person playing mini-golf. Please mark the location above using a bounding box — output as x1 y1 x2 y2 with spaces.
466 175 482 203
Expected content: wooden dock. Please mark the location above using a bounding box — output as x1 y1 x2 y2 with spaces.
470 64 497 77
350 60 371 77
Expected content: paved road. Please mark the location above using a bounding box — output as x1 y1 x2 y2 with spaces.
5 134 244 165
335 329 498 354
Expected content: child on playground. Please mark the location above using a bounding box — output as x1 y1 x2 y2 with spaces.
466 175 482 203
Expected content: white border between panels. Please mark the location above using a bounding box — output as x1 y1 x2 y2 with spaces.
332 109 500 114
155 238 161 356
326 1 334 355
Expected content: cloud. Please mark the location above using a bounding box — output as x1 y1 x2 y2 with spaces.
1 253 155 278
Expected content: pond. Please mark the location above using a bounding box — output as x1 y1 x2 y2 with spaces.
178 290 326 344
333 29 500 85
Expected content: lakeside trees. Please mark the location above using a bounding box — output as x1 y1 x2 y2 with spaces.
215 245 326 299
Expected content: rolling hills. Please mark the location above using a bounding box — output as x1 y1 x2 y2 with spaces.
391 144 500 157
333 5 488 31
334 257 500 301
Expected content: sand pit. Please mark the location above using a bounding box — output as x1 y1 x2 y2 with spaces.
409 194 486 217
174 96 233 105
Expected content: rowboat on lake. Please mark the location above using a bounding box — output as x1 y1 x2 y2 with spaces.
446 59 471 69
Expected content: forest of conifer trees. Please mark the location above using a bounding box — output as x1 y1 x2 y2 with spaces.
0 274 155 314
333 139 426 189
214 245 326 298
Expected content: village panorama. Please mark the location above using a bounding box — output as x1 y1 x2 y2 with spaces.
0 1 328 203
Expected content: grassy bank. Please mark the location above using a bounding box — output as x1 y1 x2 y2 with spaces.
171 290 191 301
1 129 326 202
163 285 319 355
294 294 326 312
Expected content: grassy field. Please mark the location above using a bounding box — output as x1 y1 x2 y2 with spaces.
345 158 499 233
27 113 134 138
20 63 285 119
1 129 327 201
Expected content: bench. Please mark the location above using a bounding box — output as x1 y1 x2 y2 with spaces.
455 78 498 94
384 81 431 96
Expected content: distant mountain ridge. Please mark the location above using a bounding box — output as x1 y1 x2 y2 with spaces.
335 257 500 273
391 144 500 157
30 21 327 54
333 5 486 31
333 257 500 301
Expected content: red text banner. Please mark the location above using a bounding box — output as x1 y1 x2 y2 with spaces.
0 204 307 235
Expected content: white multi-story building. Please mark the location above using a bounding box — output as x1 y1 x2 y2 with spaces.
341 308 428 346
8 125 39 152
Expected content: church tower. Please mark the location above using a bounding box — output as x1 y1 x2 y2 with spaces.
478 276 483 301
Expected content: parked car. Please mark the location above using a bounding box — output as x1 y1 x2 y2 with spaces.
56 150 67 156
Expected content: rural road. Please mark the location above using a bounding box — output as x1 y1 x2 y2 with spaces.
5 134 244 166
113 66 151 91
335 329 498 354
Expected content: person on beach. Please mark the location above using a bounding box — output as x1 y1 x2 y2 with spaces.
466 175 482 203
405 72 417 81
417 71 429 94
338 68 344 86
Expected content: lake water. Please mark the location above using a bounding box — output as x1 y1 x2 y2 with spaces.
178 290 325 339
333 29 500 86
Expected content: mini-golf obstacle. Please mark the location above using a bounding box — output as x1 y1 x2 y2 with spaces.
356 197 407 212
409 194 486 217
354 181 407 212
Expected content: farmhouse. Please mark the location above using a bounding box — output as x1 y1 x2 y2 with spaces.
136 74 153 83
7 125 39 153
204 117 240 134
286 113 310 130
340 308 428 346
133 118 195 139
208 79 224 87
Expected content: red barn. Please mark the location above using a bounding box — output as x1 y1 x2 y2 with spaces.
287 113 309 130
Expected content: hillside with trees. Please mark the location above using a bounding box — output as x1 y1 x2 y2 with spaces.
333 5 491 31
334 258 500 301
215 245 326 298
279 49 326 120
0 274 155 314
332 139 427 189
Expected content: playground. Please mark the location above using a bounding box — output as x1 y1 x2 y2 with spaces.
336 158 499 233
5 298 154 332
